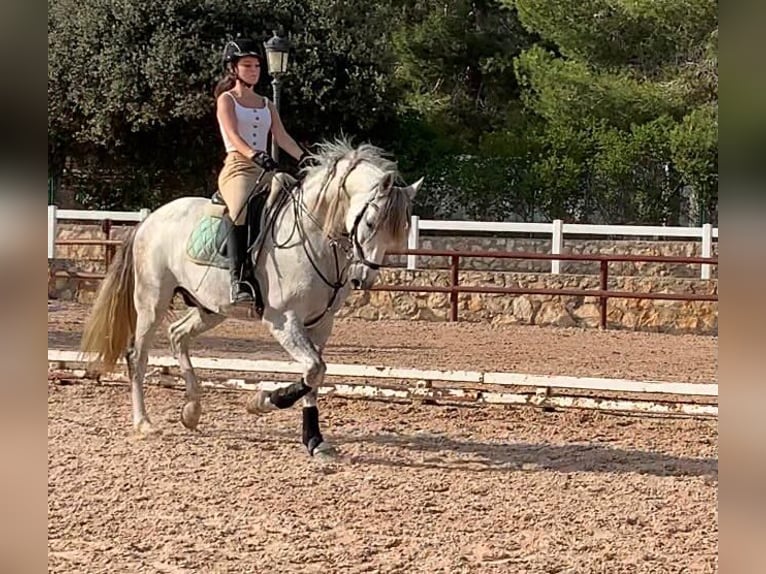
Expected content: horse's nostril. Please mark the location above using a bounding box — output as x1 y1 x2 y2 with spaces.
350 279 361 289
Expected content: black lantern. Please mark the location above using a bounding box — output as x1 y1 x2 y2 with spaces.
263 31 290 160
263 31 290 77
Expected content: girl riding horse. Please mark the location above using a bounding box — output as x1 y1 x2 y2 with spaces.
214 38 307 304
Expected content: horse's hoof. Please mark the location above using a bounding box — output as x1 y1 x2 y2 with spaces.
181 401 201 430
311 441 339 461
245 390 275 415
135 420 161 437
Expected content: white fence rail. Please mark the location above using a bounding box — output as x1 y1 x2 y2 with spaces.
407 215 718 279
46 206 718 279
47 205 150 260
48 349 718 417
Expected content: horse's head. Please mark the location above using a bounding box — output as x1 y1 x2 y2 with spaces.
303 139 423 289
345 172 423 289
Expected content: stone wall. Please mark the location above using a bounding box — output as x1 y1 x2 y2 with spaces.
53 224 719 278
48 224 718 334
50 262 718 335
48 224 135 301
52 223 134 274
335 269 717 335
389 234 719 278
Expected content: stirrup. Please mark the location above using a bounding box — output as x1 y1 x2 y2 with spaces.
230 280 256 304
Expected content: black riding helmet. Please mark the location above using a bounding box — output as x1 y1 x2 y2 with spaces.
221 39 263 69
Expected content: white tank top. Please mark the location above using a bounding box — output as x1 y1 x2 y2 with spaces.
219 92 272 154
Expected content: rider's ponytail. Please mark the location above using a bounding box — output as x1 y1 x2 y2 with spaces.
214 72 236 98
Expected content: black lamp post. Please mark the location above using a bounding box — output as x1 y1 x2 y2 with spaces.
263 30 290 161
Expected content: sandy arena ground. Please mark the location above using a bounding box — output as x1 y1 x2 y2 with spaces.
48 302 718 573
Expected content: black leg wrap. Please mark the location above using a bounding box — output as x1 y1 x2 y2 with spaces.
269 380 312 409
302 406 323 454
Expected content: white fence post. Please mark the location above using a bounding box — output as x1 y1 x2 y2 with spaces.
139 208 151 221
551 219 563 275
407 215 420 271
701 223 713 280
47 205 57 260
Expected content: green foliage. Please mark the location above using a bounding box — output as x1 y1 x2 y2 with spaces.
418 153 538 221
48 0 403 208
48 0 717 224
506 0 717 223
589 116 682 224
49 1 227 144
529 123 594 220
514 0 717 75
670 103 718 223
277 0 403 139
383 0 538 218
390 1 531 144
515 46 688 131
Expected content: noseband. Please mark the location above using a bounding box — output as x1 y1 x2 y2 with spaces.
323 154 389 271
347 199 382 271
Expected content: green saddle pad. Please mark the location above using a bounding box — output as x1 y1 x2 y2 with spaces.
186 215 229 269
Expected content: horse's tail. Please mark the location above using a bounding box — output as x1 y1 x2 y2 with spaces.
80 229 137 372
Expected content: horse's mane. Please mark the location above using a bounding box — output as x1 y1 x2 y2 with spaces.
302 137 398 178
302 137 407 238
375 183 412 244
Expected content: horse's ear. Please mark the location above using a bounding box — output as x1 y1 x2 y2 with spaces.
381 172 395 191
398 177 424 201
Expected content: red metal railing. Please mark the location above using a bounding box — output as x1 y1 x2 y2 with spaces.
51 219 121 279
50 230 718 330
377 249 718 328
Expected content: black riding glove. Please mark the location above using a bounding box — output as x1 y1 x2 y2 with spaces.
250 150 278 171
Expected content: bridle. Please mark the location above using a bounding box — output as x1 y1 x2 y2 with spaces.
306 153 391 271
260 156 392 326
347 198 383 271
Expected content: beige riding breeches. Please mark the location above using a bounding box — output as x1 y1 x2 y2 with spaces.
218 152 273 225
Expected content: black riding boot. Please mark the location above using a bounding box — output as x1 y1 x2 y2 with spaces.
227 222 255 304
